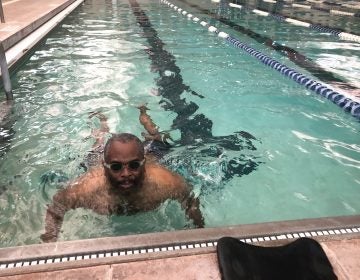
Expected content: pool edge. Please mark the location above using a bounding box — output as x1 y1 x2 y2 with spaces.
0 215 359 276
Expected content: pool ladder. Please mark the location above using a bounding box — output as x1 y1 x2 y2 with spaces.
0 40 13 100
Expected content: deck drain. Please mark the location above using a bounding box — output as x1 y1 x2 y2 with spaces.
1 225 359 270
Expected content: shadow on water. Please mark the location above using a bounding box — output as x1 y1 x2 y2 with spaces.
39 170 69 201
0 100 15 196
129 0 263 192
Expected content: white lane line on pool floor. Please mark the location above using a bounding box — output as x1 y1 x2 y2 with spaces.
227 3 360 43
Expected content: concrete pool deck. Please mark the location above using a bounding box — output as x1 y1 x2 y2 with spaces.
0 0 84 72
0 0 360 279
0 0 80 51
0 216 360 279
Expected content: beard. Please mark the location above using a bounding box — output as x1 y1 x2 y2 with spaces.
106 170 144 194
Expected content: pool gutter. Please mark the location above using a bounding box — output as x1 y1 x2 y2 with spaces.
1 0 84 75
0 215 359 277
0 0 84 77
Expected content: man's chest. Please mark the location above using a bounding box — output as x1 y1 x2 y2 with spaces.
115 186 176 213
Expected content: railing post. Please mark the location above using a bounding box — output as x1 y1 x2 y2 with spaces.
0 0 5 23
0 40 13 100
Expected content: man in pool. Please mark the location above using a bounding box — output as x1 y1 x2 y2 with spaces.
41 109 204 242
82 106 171 170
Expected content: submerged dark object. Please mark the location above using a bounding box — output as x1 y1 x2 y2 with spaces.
40 170 69 200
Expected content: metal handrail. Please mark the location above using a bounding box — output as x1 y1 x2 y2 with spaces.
0 0 5 23
0 40 13 100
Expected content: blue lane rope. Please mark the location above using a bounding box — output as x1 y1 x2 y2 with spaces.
226 36 360 117
289 2 360 18
228 2 360 42
269 13 286 22
308 24 342 36
161 0 360 120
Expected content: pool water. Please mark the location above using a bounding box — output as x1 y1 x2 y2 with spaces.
0 0 359 247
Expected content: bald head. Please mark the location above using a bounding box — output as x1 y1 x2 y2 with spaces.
104 133 144 162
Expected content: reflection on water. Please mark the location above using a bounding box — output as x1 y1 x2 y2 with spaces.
0 101 15 160
292 130 360 169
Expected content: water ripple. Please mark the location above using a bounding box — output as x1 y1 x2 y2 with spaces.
292 130 360 169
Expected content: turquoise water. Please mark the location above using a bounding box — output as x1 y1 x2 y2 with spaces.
0 0 359 247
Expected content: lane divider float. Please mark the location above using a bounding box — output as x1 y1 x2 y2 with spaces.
228 2 360 43
291 2 360 17
304 0 360 11
161 0 360 119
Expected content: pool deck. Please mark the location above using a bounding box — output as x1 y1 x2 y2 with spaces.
0 216 360 279
0 0 79 51
0 0 360 279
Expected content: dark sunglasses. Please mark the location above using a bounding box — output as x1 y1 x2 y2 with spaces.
103 159 145 172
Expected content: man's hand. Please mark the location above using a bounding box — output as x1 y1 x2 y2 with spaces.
183 195 205 228
40 232 57 243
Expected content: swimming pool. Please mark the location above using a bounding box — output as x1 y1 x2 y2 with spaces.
0 0 359 247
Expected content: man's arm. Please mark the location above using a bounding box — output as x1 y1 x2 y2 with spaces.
167 171 205 228
138 105 160 138
40 189 75 242
148 162 205 227
182 194 205 228
89 112 110 148
138 105 173 144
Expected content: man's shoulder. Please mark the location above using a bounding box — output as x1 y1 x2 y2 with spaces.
145 163 174 176
145 163 187 187
69 166 107 192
